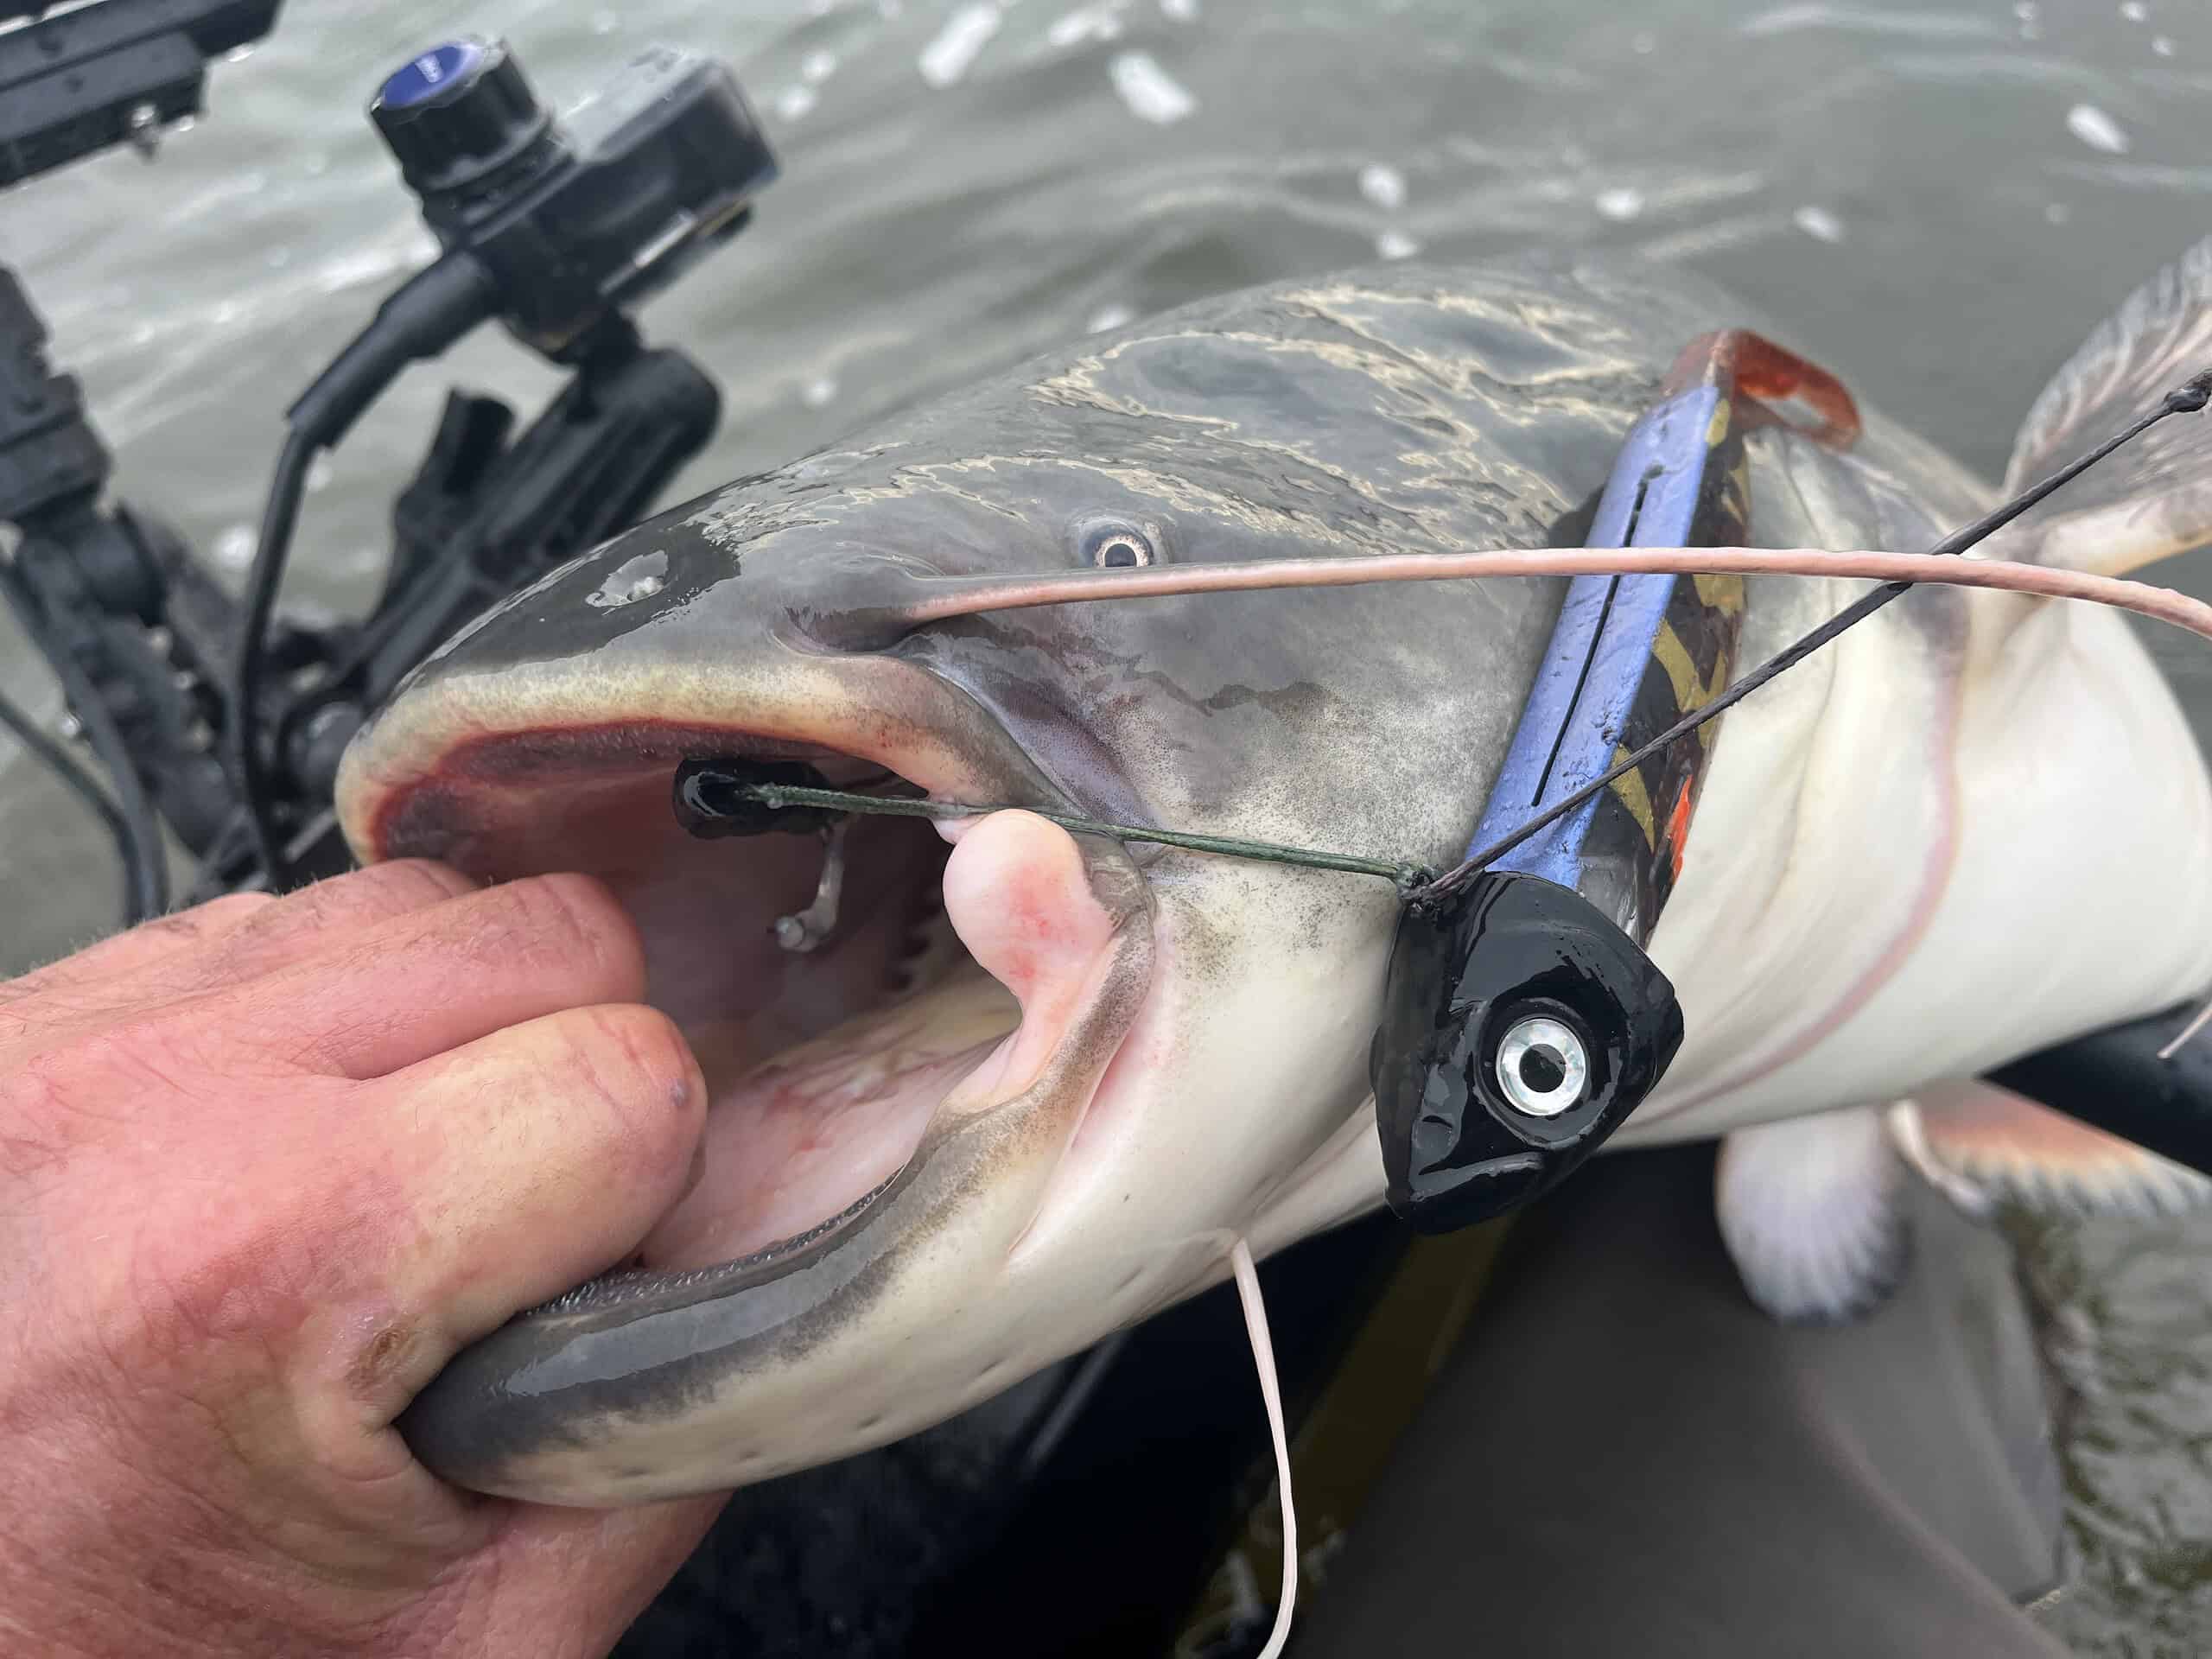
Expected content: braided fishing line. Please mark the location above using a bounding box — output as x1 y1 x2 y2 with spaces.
723 778 1427 887
1230 1237 1297 1659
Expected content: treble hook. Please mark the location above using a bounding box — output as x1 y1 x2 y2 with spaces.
773 816 850 953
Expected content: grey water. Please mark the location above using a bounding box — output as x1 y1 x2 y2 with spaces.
6 0 2212 1648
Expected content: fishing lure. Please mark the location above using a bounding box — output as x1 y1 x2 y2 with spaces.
1367 329 1862 1231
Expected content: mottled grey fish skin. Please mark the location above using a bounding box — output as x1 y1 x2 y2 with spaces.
335 252 2023 1503
356 257 1762 875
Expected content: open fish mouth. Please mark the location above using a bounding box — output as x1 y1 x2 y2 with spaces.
340 659 1156 1500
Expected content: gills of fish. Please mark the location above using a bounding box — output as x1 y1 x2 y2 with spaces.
334 245 2212 1506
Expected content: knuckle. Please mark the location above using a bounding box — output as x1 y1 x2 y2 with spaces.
242 859 465 945
154 892 273 940
556 1003 703 1151
131 1206 313 1351
126 1164 372 1370
77 1076 359 1338
124 1001 276 1087
334 857 475 913
491 872 645 988
139 896 276 978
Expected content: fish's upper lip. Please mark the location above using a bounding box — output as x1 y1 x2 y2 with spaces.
340 646 1075 871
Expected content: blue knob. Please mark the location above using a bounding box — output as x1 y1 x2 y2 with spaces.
377 41 488 111
370 36 549 198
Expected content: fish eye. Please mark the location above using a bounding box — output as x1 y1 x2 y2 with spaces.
1081 524 1158 569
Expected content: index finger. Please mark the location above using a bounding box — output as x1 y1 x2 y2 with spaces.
205 873 652 1080
0 862 480 1061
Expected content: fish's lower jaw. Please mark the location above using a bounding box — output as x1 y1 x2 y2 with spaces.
593 892 1147 1503
435 915 1153 1509
483 1142 1094 1505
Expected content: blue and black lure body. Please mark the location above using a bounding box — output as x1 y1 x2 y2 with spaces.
1368 332 1862 1232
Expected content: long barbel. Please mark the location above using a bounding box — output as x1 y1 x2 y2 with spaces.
872 546 2212 638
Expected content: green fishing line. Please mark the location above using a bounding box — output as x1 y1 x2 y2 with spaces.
734 779 1428 889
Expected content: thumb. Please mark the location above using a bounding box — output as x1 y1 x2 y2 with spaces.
345 998 725 1652
332 1001 709 1428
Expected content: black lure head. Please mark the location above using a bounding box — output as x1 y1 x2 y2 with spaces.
672 757 843 838
1369 871 1685 1233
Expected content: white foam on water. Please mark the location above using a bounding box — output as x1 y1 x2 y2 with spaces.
1742 5 1998 41
1793 204 1845 242
2120 0 2148 20
1376 229 1421 260
1160 0 1198 19
1049 6 1126 48
777 86 820 120
1086 302 1136 332
2067 103 2132 155
803 50 838 84
920 4 1001 89
2152 34 2175 54
1358 163 1407 210
803 375 840 409
1594 185 1645 221
1109 52 1197 124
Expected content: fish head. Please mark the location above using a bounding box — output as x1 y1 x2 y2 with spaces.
336 261 1681 1503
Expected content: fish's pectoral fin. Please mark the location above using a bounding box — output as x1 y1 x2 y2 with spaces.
1714 1105 1912 1325
1890 1080 2212 1220
2001 234 2212 579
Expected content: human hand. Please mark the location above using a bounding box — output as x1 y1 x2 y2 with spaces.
0 861 723 1657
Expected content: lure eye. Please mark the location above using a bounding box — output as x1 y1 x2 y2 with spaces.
1493 1014 1589 1117
1368 870 1683 1235
1082 524 1157 569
